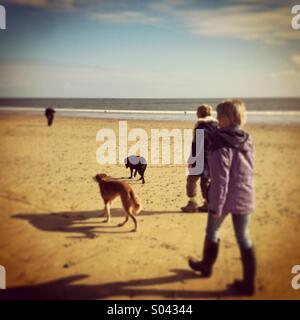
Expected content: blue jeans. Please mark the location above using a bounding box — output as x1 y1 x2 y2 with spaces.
205 213 252 249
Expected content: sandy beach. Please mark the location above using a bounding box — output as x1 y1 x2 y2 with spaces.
0 112 300 300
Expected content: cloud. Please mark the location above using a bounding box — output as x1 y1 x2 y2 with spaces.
271 69 300 79
3 0 73 9
4 0 48 6
4 0 300 43
5 0 163 26
292 55 300 67
269 69 300 94
0 62 193 98
152 2 300 44
89 11 162 26
2 60 300 98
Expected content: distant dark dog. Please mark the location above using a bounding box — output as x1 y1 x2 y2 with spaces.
124 155 147 184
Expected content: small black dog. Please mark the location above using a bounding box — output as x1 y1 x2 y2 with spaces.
124 155 147 184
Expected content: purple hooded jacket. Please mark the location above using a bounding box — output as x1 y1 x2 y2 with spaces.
208 126 255 216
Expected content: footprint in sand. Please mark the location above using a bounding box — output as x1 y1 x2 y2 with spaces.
63 261 75 269
160 242 178 251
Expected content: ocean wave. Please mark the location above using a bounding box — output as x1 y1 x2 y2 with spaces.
1 106 300 124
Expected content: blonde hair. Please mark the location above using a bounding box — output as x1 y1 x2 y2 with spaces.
216 99 246 127
197 104 213 118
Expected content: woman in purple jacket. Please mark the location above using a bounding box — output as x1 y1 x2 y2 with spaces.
188 99 256 295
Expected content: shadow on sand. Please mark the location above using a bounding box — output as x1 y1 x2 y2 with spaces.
13 208 190 238
1 269 245 300
8 210 248 300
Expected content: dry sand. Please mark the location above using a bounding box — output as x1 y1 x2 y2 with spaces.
0 113 300 299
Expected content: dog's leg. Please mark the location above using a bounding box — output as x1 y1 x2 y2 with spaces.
138 169 145 184
134 169 138 177
103 203 111 223
105 203 111 223
127 210 137 232
100 202 107 217
129 167 133 179
118 215 129 227
102 205 108 222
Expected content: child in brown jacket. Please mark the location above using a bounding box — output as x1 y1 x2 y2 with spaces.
181 104 218 212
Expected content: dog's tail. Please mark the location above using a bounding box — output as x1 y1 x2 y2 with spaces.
129 190 142 215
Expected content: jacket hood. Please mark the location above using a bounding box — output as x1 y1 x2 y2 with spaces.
211 126 251 151
196 116 217 123
194 117 218 131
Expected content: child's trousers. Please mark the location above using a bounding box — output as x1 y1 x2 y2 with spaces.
186 174 210 201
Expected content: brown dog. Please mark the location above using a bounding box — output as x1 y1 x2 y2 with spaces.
93 173 142 232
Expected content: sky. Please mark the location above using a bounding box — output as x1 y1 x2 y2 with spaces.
0 0 300 98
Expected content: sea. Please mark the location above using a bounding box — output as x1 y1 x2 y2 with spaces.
1 98 300 124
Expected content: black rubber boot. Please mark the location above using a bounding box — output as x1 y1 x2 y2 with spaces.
188 238 220 277
232 247 256 295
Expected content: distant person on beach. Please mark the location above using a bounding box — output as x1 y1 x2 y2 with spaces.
188 99 256 295
181 104 217 213
45 108 56 127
